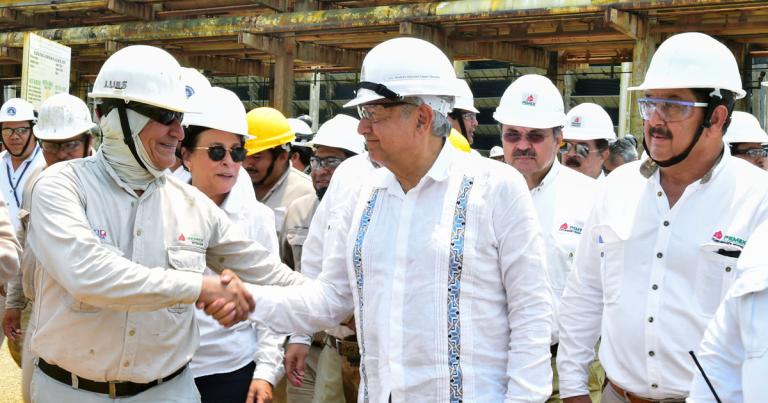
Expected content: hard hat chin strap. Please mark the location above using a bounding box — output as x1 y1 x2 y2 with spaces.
358 82 403 102
116 104 148 171
643 99 718 168
450 110 469 141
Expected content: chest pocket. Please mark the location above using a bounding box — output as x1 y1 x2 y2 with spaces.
695 243 738 316
167 245 206 313
595 225 625 305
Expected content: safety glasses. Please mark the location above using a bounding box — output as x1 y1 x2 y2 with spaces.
40 138 86 153
460 112 477 121
637 97 708 122
559 142 593 158
733 148 768 159
502 130 551 144
1 126 32 137
357 102 412 123
128 104 184 126
310 156 344 170
194 146 246 163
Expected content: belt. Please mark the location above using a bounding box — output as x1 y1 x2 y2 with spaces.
326 334 360 365
609 381 686 403
37 359 187 398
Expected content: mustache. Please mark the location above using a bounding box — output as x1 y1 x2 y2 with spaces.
564 157 581 168
512 149 536 158
649 126 673 139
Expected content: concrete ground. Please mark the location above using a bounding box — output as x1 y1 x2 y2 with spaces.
0 341 22 403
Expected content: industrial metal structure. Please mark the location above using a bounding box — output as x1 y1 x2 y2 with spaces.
0 0 767 147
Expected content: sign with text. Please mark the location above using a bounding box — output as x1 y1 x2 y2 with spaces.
21 32 71 108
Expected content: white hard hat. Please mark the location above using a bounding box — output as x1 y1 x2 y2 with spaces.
180 67 211 99
629 32 746 99
489 146 504 158
724 111 768 144
182 87 252 139
563 103 616 141
343 37 463 114
0 98 36 123
454 80 479 114
288 118 313 136
308 114 365 155
88 45 194 112
35 93 96 140
494 74 565 129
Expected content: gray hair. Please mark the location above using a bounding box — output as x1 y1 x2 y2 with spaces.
402 96 453 138
608 137 639 164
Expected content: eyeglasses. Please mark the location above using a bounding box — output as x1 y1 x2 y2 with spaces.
357 102 412 123
460 112 477 121
194 146 246 163
1 126 32 137
637 97 708 122
732 147 768 159
502 130 552 144
559 142 596 158
310 156 344 170
40 138 85 153
128 104 184 126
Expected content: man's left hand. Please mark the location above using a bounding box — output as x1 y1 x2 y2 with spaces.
245 379 273 403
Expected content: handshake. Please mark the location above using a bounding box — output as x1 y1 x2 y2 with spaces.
196 269 255 327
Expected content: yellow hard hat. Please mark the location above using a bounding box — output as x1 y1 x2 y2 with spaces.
244 107 295 156
448 129 471 153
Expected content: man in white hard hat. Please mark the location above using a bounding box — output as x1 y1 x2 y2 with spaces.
227 37 553 402
280 113 365 403
489 145 504 161
557 32 768 403
603 136 638 175
0 98 46 231
447 79 480 145
25 45 305 402
560 103 616 179
2 92 96 402
288 116 315 173
723 111 768 169
495 73 602 403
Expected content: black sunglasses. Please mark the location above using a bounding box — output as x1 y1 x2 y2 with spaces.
194 146 246 162
128 103 184 126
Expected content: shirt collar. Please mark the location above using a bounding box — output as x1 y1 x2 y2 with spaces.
639 146 727 185
377 139 454 194
264 165 292 200
531 159 560 194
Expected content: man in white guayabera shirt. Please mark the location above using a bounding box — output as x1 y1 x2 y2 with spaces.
557 32 768 403
211 37 554 403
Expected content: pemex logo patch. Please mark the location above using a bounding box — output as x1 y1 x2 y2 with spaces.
522 93 537 106
6 106 15 116
178 233 186 241
559 222 582 235
570 116 583 128
178 233 204 247
712 230 746 248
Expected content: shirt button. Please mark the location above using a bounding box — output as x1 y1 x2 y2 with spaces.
129 330 136 336
648 316 654 323
651 383 658 389
663 221 669 226
656 252 663 258
649 351 655 357
652 284 659 290
726 266 732 273
657 191 663 197
600 252 605 258
136 229 143 236
568 252 574 258
123 361 130 367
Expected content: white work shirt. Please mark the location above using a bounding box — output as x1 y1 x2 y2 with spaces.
250 142 554 403
557 152 768 399
531 161 598 315
688 228 768 403
0 145 45 230
191 168 284 383
26 150 304 383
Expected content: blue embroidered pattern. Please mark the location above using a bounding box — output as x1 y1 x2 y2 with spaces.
447 175 474 403
352 188 380 403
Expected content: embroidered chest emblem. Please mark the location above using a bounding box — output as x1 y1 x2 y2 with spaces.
559 222 582 235
712 230 745 248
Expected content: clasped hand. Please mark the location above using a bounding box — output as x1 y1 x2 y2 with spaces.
196 269 255 327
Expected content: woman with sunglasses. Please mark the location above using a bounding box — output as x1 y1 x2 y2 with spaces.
180 86 283 403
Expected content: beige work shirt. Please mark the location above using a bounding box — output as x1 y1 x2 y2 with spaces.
26 151 304 383
0 195 20 286
260 166 314 235
279 193 319 272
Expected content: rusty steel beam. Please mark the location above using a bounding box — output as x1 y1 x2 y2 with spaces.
238 32 282 54
295 42 365 68
0 46 22 62
107 0 154 21
0 0 106 13
0 8 48 29
605 7 644 39
179 54 270 77
453 41 548 68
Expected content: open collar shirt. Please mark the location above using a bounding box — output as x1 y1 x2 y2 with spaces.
0 145 45 231
26 150 304 383
250 142 554 403
557 150 768 399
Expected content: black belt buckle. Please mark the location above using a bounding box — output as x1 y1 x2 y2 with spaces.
108 382 118 399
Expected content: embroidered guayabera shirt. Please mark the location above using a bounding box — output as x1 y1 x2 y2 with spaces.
250 142 554 403
557 150 768 399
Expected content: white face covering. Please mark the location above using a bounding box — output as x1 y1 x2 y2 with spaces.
100 108 165 191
